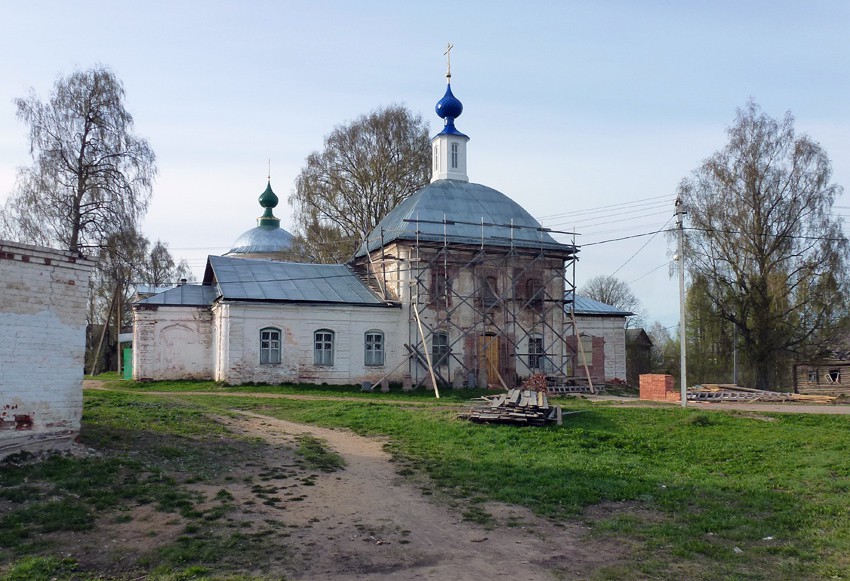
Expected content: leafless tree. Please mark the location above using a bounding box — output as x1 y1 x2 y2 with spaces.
1 65 156 253
288 104 430 263
676 101 849 389
579 274 645 327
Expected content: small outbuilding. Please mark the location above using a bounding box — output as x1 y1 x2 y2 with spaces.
0 240 95 459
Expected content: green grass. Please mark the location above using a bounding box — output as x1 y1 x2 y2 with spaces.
91 377 494 403
6 383 850 579
186 394 850 580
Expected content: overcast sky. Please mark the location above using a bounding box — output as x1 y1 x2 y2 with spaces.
1 1 847 328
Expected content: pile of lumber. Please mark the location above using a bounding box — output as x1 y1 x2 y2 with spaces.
458 389 563 426
689 384 837 404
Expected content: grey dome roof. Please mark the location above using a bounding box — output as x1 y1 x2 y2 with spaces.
226 224 294 256
354 179 575 257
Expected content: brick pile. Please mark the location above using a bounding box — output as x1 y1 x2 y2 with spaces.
639 374 680 402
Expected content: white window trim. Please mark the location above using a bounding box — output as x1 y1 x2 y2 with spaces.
365 330 385 367
260 327 282 365
314 329 335 366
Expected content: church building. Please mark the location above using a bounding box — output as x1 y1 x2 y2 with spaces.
133 70 597 388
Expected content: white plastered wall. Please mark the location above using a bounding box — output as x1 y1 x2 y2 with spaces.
132 306 214 380
214 302 404 385
0 241 95 458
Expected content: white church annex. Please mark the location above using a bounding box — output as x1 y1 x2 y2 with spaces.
132 68 626 388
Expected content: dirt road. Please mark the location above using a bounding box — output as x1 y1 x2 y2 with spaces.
218 410 621 580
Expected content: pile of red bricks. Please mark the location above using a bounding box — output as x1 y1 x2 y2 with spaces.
639 374 680 402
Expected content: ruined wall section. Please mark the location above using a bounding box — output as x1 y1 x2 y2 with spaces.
0 240 95 458
215 302 403 385
132 305 214 381
573 315 628 381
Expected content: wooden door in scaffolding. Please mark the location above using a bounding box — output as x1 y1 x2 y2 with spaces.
477 334 500 385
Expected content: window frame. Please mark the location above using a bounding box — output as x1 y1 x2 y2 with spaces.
314 329 335 366
451 142 458 168
528 334 544 370
259 327 282 365
431 331 450 367
526 278 544 308
364 330 385 367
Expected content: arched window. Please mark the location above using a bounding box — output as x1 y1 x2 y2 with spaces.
432 331 450 366
365 330 384 366
314 329 335 366
260 327 281 364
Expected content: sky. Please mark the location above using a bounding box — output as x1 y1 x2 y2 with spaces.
0 1 848 328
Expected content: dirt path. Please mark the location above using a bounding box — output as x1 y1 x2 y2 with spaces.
218 410 618 580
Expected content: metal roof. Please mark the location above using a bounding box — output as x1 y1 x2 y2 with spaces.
354 179 575 257
567 292 635 317
226 224 295 256
204 255 388 305
136 284 219 306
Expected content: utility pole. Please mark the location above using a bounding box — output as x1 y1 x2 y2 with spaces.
675 196 687 408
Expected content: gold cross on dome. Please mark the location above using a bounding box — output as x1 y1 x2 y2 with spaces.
444 43 454 79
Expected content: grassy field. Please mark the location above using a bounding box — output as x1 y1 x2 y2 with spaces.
2 381 849 579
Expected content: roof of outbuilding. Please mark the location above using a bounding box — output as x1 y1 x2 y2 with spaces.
568 292 635 317
354 179 575 257
204 255 389 306
136 284 219 306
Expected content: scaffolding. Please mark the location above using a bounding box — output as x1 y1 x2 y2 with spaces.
362 216 580 389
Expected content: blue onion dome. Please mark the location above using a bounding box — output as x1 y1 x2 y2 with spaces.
435 83 463 119
435 83 467 136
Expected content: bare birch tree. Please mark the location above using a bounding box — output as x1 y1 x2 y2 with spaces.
1 65 156 253
677 101 849 389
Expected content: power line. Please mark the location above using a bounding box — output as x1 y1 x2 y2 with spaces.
611 216 675 277
628 261 673 284
536 194 670 220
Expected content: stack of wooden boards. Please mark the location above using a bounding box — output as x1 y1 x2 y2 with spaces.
459 389 563 426
689 384 837 404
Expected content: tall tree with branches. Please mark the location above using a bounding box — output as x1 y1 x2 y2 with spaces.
578 274 645 328
1 65 156 253
288 104 430 263
677 101 849 389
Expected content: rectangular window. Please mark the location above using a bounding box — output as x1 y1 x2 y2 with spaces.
260 328 281 364
430 270 451 306
451 142 458 168
528 336 544 370
314 330 334 366
526 278 543 308
365 331 384 366
807 369 819 384
481 276 499 309
432 332 450 366
434 144 440 172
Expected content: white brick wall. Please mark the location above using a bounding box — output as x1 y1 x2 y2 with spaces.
0 240 95 458
216 302 404 385
574 315 628 381
133 306 214 380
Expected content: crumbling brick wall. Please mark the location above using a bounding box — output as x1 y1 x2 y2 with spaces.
0 240 95 459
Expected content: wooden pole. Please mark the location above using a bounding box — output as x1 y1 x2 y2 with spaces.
413 305 440 399
571 310 595 394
